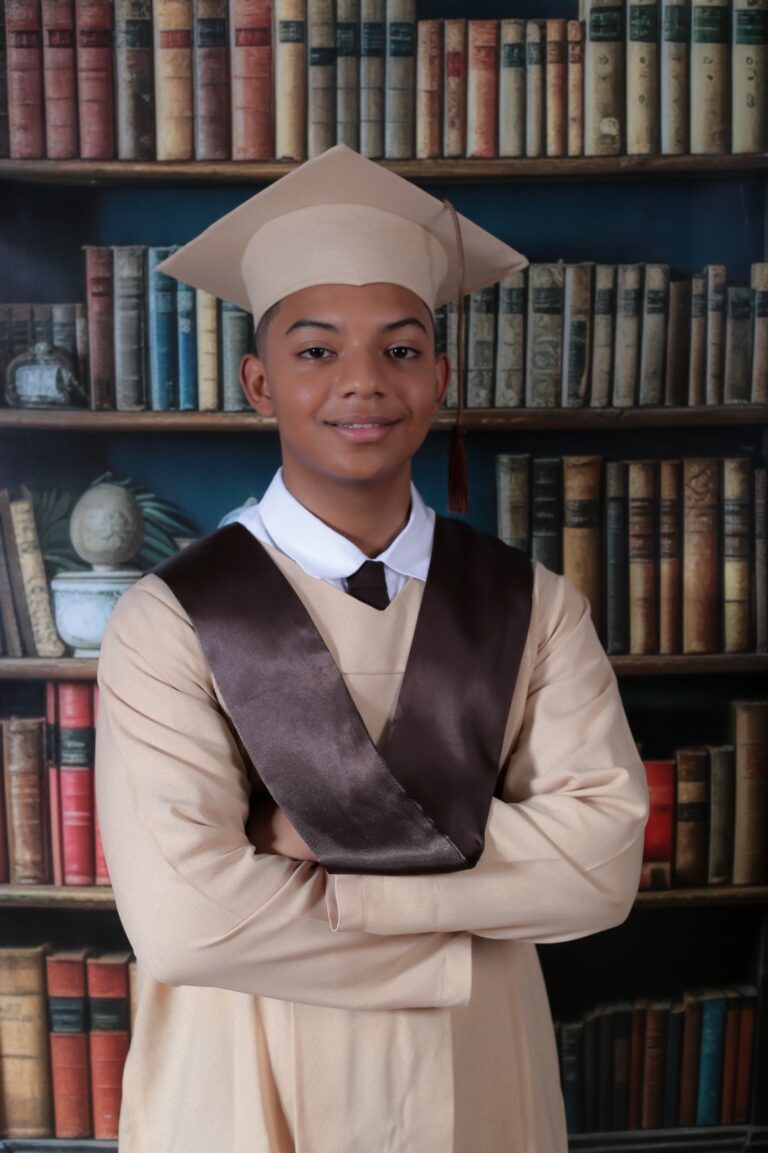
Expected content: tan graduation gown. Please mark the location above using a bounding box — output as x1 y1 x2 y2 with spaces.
94 541 649 1153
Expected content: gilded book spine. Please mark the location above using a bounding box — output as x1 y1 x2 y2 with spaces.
705 263 726 405
112 245 147 410
42 0 77 157
384 0 415 158
688 271 706 405
659 458 681 653
308 0 335 157
9 491 66 657
660 0 689 152
275 0 306 160
626 0 659 154
664 279 690 404
466 18 497 157
690 0 730 152
193 0 229 159
638 263 669 406
751 263 768 403
494 269 525 406
605 459 629 653
496 453 530 552
525 261 564 407
563 454 604 637
722 456 752 653
525 19 543 156
499 18 524 156
336 0 359 147
566 18 583 154
153 0 193 159
545 17 565 156
682 457 720 653
584 0 624 155
723 285 752 402
415 17 440 157
115 0 155 159
561 261 593 406
195 287 218 409
360 0 384 157
628 460 659 654
612 263 642 407
732 0 767 153
466 284 496 406
442 17 466 157
589 263 615 407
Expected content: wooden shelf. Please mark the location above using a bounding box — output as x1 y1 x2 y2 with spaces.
2 653 766 681
0 154 767 186
634 885 768 908
0 405 766 433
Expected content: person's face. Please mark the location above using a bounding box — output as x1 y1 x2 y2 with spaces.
240 281 451 491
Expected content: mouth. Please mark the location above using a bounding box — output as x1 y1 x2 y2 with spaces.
325 418 402 443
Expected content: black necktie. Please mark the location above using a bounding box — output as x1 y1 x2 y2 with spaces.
346 560 390 610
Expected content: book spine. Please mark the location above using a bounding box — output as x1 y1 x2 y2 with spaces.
10 492 66 657
704 264 727 404
415 17 440 157
0 487 38 655
0 1 9 155
445 295 463 407
230 0 271 158
275 0 306 159
612 263 642 406
626 0 660 153
335 0 359 147
732 0 767 153
3 717 52 883
384 0 415 158
688 271 707 404
659 458 681 653
75 0 115 158
560 1021 584 1132
525 261 564 407
465 284 496 406
590 263 615 406
524 19 543 156
756 466 767 653
176 279 197 409
499 18 524 156
46 951 91 1137
731 700 768 883
495 453 530 552
605 459 629 653
643 759 676 870
724 286 752 402
494 269 525 406
682 456 720 652
662 1003 685 1125
675 745 710 884
220 300 251 409
42 0 77 157
566 19 583 155
660 0 689 152
638 263 669 405
112 244 147 410
59 683 95 884
545 17 565 155
708 745 735 882
722 456 752 652
147 245 179 410
6 0 45 157
307 0 335 157
751 263 768 402
195 287 218 409
359 0 384 157
83 244 114 408
696 997 727 1124
115 0 155 159
640 1002 668 1127
719 991 741 1122
734 989 757 1120
562 454 603 635
690 0 730 152
628 459 659 654
664 279 690 404
193 0 229 159
52 301 77 362
531 456 562 572
466 19 498 157
679 995 703 1123
561 262 592 406
153 0 194 159
584 0 624 155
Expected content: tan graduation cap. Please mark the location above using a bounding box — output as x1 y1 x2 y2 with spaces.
156 143 529 511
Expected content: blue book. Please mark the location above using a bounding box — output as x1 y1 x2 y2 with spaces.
176 279 198 410
696 992 727 1125
662 1000 684 1127
147 245 179 410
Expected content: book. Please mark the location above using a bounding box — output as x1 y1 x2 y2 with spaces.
628 459 658 654
384 0 415 158
731 699 768 884
360 0 384 158
499 18 524 157
0 945 53 1135
2 716 52 883
494 269 525 407
641 759 675 888
707 744 735 883
682 457 719 653
722 456 752 652
115 0 155 159
41 0 77 158
544 17 565 156
732 0 768 153
583 0 624 155
566 18 583 155
525 261 563 407
690 0 730 153
415 17 440 158
466 19 497 158
626 0 660 154
74 0 114 158
660 0 689 152
637 263 669 405
525 19 543 157
307 0 335 157
674 745 709 885
561 262 592 406
46 949 91 1137
192 0 229 159
336 0 359 148
658 458 681 653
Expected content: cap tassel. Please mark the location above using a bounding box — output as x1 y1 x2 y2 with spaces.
442 198 469 514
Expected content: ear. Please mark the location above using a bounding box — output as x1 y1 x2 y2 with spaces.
433 351 451 410
240 353 275 418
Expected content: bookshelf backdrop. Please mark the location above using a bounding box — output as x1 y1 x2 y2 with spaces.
1 0 767 1142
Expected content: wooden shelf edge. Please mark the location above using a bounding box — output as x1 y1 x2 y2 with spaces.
0 405 766 432
634 884 768 907
0 154 767 186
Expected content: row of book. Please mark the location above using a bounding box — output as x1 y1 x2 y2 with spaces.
640 700 768 890
6 254 767 413
0 944 135 1138
2 0 766 161
495 453 768 654
0 485 68 659
554 985 758 1132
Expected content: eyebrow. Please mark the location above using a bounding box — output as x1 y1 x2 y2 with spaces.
283 316 430 337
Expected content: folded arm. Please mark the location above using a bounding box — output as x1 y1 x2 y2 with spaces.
325 562 649 943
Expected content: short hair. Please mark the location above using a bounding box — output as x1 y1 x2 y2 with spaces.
252 295 437 357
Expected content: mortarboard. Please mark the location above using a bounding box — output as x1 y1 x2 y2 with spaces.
156 144 528 511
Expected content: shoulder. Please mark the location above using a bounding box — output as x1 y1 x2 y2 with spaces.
530 559 594 652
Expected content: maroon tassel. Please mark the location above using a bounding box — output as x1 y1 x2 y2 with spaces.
447 422 468 514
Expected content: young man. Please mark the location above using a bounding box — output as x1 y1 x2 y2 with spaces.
94 144 648 1153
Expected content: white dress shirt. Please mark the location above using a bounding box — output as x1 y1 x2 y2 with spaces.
223 468 435 602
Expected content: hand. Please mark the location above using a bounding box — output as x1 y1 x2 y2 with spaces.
246 793 319 863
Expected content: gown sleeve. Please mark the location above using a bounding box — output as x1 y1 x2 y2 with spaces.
325 560 650 942
94 573 472 1010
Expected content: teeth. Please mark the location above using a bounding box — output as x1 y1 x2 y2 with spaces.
338 423 387 428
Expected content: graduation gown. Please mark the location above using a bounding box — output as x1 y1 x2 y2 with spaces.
94 538 649 1153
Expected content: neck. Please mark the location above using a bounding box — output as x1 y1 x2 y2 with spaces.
280 464 413 557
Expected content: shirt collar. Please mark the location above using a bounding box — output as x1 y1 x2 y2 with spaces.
250 468 434 582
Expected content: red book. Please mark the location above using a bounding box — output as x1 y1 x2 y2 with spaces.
46 950 92 1137
46 678 64 885
640 758 675 889
92 682 111 885
627 998 647 1128
640 1000 669 1128
229 0 272 159
5 0 46 157
83 245 114 409
87 952 133 1140
193 0 229 158
466 19 498 158
75 0 115 157
42 0 77 156
58 681 95 885
733 985 757 1122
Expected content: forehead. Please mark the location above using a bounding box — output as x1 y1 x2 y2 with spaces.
276 281 432 324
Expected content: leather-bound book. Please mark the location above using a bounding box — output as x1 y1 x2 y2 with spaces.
0 487 37 655
335 0 358 147
466 284 496 406
561 261 593 406
687 270 706 405
664 279 690 405
531 456 562 573
220 300 251 410
415 17 440 158
611 1001 633 1130
359 0 383 157
544 17 565 156
275 0 306 159
732 0 768 153
0 945 53 1136
58 681 95 885
722 456 752 652
153 0 193 159
696 990 727 1124
755 466 767 653
566 19 583 155
495 453 530 553
674 745 710 884
724 286 752 402
46 949 91 1137
707 743 735 883
0 1 9 154
563 454 603 636
176 278 197 409
733 983 757 1121
112 245 148 410
87 952 132 1139
5 0 45 157
3 716 52 883
662 999 685 1125
83 244 114 409
660 0 689 153
691 0 730 152
641 759 675 888
704 263 726 405
583 0 624 154
195 286 219 409
525 261 564 407
307 0 335 157
147 244 179 410
499 18 524 157
93 682 111 886
589 263 615 407
45 679 63 885
466 19 497 157
605 459 629 654
230 0 271 159
75 0 115 158
627 999 648 1128
678 989 703 1124
42 0 77 157
384 0 415 158
659 458 681 654
638 263 669 406
628 459 659 654
524 19 543 156
494 268 525 407
626 0 659 154
193 0 229 158
115 0 155 159
730 699 768 883
751 263 768 403
7 486 65 657
641 1000 670 1127
682 457 720 653
719 987 742 1122
612 263 642 407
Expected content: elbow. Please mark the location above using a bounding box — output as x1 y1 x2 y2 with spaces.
580 836 645 936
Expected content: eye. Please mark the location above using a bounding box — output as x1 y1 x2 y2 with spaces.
298 347 332 359
388 346 419 359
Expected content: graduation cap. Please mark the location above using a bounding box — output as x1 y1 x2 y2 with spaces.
156 144 528 512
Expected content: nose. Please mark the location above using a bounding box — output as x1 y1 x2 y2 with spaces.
334 346 388 398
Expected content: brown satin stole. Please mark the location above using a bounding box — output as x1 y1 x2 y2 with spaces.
151 516 533 876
